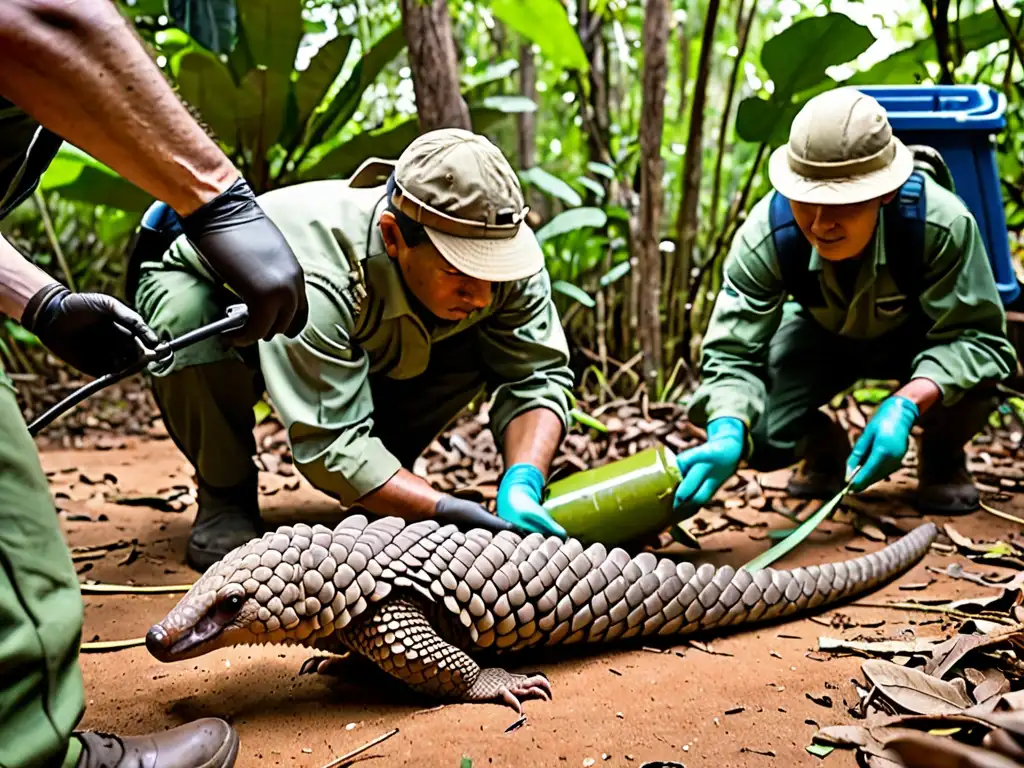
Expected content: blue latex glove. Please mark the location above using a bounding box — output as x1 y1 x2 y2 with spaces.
672 417 745 516
497 464 567 538
846 395 919 492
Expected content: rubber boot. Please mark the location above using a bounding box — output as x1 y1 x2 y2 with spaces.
186 474 263 572
786 414 850 499
75 719 238 768
915 439 979 514
913 387 996 515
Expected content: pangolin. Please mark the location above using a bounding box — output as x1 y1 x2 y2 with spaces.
147 515 937 711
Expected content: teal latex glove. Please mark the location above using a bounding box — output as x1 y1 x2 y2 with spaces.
672 417 745 516
497 463 568 538
846 395 919 492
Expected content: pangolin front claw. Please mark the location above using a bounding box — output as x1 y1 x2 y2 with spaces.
468 668 553 713
298 654 349 677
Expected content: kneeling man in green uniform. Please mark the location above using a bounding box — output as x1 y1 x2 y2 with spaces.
133 129 575 571
672 87 1017 520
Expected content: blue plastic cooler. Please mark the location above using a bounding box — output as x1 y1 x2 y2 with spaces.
856 84 1019 305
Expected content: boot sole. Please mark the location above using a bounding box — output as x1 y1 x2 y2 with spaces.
202 727 240 768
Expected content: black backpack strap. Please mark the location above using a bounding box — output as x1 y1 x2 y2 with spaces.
881 170 927 301
770 191 825 307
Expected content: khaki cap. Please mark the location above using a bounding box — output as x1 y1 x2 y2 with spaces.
390 128 542 282
768 87 914 205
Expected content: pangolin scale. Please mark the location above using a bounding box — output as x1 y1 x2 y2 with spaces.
148 515 937 710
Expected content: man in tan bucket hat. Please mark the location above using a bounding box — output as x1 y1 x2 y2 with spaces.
130 128 575 570
670 87 1016 521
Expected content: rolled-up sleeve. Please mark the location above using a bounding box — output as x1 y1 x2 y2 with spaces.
259 280 401 505
477 269 575 449
686 206 787 430
911 214 1018 404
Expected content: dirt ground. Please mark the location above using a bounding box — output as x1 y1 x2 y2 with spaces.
40 436 1024 768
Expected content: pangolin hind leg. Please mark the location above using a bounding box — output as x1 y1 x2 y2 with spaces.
341 596 552 712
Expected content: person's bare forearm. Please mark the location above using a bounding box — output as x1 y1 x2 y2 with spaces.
0 0 235 215
0 234 54 320
896 377 943 416
357 469 444 520
502 408 563 476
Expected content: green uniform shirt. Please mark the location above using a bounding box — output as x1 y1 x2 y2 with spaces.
164 180 574 504
689 173 1017 430
0 98 63 220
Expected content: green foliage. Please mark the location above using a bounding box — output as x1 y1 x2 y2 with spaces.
489 0 589 72
40 145 152 213
736 13 877 146
166 0 237 54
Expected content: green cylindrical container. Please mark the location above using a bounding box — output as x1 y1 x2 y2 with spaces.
541 444 683 545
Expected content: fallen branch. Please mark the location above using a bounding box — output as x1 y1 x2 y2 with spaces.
320 728 400 768
80 582 193 595
81 637 146 652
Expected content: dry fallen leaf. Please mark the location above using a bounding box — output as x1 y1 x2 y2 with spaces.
862 659 973 715
884 732 1024 768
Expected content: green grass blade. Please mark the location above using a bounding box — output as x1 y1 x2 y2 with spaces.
742 477 854 572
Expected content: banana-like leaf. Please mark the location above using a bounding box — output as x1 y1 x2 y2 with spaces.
519 167 582 207
166 0 237 55
236 0 303 74
490 0 589 72
39 145 152 213
552 280 595 308
535 207 607 244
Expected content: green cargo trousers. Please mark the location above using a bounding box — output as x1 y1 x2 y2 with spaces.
747 305 998 472
0 367 85 768
134 261 489 511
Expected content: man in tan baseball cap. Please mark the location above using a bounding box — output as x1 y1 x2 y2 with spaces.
671 87 1016 524
131 128 574 570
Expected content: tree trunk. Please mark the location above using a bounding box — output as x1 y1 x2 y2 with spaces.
577 2 613 171
401 0 471 132
634 0 670 394
518 42 537 170
923 0 956 84
671 0 721 363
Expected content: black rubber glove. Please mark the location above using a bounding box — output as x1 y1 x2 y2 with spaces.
179 177 308 345
21 284 162 377
434 495 528 536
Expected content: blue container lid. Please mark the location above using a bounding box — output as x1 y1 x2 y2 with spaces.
856 84 1006 131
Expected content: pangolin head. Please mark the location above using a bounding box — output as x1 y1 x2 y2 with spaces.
146 521 364 662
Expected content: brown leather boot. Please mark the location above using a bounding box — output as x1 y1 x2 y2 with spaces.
75 719 238 768
916 440 980 515
787 415 850 500
186 476 263 573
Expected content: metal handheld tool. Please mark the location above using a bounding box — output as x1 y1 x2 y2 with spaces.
27 304 248 436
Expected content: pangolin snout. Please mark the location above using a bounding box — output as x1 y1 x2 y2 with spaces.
146 624 172 661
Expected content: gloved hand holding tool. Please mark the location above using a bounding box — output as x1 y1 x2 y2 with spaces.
497 463 568 538
672 416 746 516
27 304 248 437
21 284 163 378
846 395 919 492
179 177 308 345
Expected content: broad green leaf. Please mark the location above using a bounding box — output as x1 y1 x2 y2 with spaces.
121 0 168 16
294 34 354 134
237 0 303 74
519 167 582 207
577 176 606 200
175 49 239 145
587 161 615 179
39 145 153 212
96 209 144 242
153 28 193 59
462 59 519 92
237 68 290 154
536 207 608 243
309 25 407 144
490 0 589 72
762 14 874 96
736 13 875 145
304 19 328 34
167 0 237 55
481 95 537 113
848 7 1017 85
599 260 631 286
301 105 519 181
460 759 472 768
552 280 595 308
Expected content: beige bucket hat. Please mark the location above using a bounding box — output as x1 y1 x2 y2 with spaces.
386 128 543 282
768 87 915 206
